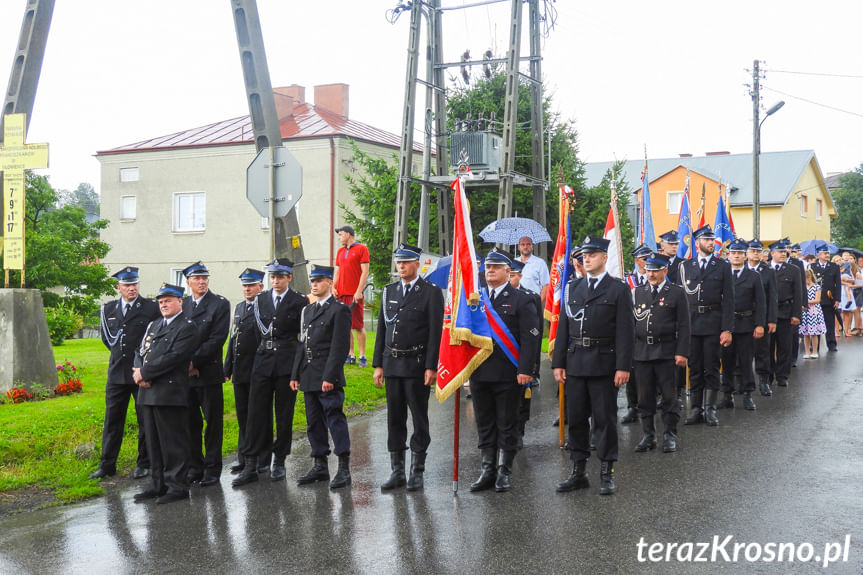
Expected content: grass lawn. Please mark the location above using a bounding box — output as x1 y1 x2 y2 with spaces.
0 336 385 507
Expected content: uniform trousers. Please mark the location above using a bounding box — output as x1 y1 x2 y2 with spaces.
304 388 351 458
624 374 638 409
721 332 755 393
140 404 190 495
769 320 794 382
232 381 250 463
754 331 772 382
565 375 618 462
470 379 522 451
384 376 431 453
634 359 679 431
100 383 149 469
822 304 838 350
188 385 224 478
689 333 722 406
243 374 297 460
791 323 801 361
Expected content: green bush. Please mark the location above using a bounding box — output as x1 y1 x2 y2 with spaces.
45 303 84 346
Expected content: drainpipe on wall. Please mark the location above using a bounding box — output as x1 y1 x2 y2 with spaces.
330 136 336 266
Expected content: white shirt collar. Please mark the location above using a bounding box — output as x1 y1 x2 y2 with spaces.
273 289 287 305
587 271 607 285
193 291 208 305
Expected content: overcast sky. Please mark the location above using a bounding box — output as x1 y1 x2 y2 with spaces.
1 0 861 194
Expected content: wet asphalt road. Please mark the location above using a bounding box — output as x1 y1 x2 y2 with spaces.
1 340 862 575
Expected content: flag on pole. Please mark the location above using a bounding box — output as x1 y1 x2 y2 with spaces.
724 183 737 236
604 208 623 278
713 193 735 254
639 161 657 249
435 178 493 403
676 172 694 259
544 184 572 359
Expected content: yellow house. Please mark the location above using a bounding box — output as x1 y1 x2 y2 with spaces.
585 150 836 247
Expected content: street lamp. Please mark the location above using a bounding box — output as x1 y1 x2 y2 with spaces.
752 100 785 240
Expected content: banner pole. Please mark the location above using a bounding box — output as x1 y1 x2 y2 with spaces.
558 381 565 448
453 386 460 493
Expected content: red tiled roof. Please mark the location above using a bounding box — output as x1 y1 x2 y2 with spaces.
97 102 422 154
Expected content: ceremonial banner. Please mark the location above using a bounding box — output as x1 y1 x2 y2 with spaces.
544 184 572 359
435 178 493 402
604 208 623 278
676 172 694 259
639 161 656 248
713 193 734 254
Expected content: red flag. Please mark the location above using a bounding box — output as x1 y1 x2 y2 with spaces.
544 184 572 360
604 208 623 278
435 178 493 402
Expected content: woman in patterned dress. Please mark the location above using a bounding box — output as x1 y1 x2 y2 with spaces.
800 268 826 359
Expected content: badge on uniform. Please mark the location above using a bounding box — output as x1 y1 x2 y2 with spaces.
530 328 540 336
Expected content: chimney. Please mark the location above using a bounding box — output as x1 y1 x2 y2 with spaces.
314 83 349 118
679 153 692 158
705 151 730 156
273 85 305 119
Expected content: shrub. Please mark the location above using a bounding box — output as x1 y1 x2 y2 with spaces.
45 303 84 346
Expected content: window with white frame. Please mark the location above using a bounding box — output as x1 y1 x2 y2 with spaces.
666 191 683 214
119 167 140 182
800 194 808 217
120 195 136 220
173 192 206 232
170 269 189 293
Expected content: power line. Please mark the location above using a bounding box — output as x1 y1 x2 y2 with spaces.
766 69 863 79
763 86 863 119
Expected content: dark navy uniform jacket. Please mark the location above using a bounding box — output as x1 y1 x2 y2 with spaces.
730 267 766 334
134 313 200 407
101 296 160 386
291 297 352 392
223 300 260 385
471 285 541 383
679 256 735 336
183 291 231 386
251 288 307 378
773 262 803 321
632 281 690 362
753 262 779 325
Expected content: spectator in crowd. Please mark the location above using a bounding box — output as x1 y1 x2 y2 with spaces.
333 226 370 367
516 237 551 309
800 268 826 359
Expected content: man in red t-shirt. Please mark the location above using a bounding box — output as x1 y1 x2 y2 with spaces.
333 226 370 367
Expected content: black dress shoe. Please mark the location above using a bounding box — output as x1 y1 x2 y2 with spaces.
777 379 788 387
759 381 772 396
662 432 678 453
89 467 116 480
620 408 638 424
132 466 149 480
199 475 220 487
270 464 286 482
742 392 756 411
634 434 657 452
229 462 245 475
828 347 838 352
156 491 189 504
133 489 165 502
684 408 704 425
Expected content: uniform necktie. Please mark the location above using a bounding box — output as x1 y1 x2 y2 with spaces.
123 302 130 316
588 278 597 293
403 283 410 298
638 276 644 286
161 318 167 329
246 303 253 312
734 270 740 279
652 285 659 299
700 259 708 271
275 295 282 309
490 289 497 304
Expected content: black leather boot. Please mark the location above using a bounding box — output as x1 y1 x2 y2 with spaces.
329 455 351 489
684 390 703 425
704 390 719 426
257 453 272 474
381 451 406 491
716 391 735 409
662 431 678 453
231 456 258 487
270 456 286 481
634 416 657 452
297 456 329 485
229 456 245 474
759 379 773 396
494 450 515 492
677 386 685 412
599 460 616 495
406 452 426 492
556 459 589 492
742 392 756 411
469 448 497 492
621 407 638 424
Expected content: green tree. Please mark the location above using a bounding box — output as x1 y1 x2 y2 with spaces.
1 174 114 322
58 182 100 219
831 166 863 249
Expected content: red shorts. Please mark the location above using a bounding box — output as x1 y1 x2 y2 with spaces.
338 295 365 330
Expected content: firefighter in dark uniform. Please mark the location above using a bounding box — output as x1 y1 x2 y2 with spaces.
787 242 808 365
632 253 690 453
132 283 200 504
747 240 778 396
768 241 803 388
507 258 542 449
91 267 161 480
659 230 687 410
372 244 444 492
553 236 633 496
718 239 766 411
181 262 231 487
222 268 264 476
233 259 307 486
621 243 652 425
468 248 540 493
291 265 353 489
811 243 841 352
679 225 734 427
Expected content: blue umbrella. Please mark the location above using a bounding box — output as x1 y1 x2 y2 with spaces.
479 217 552 245
799 239 837 257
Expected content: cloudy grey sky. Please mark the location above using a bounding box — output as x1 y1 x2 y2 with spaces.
1 0 861 194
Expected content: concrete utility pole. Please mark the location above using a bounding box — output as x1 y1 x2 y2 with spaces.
528 0 545 258
231 0 308 292
496 0 524 223
430 0 451 256
751 59 761 240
